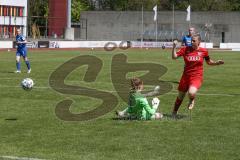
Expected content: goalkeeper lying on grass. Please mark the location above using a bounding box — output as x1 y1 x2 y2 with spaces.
116 77 163 120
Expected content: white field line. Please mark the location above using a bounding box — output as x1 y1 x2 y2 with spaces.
0 78 16 80
0 84 238 97
0 155 46 160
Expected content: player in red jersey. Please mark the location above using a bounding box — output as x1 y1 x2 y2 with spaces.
171 33 224 117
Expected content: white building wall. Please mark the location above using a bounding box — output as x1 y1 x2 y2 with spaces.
1 0 27 7
0 0 28 36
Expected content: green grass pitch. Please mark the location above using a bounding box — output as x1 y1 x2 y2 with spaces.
0 49 239 160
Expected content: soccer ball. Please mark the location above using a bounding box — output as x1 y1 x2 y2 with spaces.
21 78 34 90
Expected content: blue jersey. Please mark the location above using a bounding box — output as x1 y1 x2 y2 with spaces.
182 35 192 46
16 34 27 50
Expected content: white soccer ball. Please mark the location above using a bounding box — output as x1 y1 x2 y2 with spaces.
21 78 34 90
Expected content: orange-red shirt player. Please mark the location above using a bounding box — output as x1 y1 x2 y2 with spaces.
171 33 224 117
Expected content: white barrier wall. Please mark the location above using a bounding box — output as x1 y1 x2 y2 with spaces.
49 41 124 48
200 43 213 49
0 41 13 48
220 43 240 49
131 41 175 48
3 41 240 50
49 41 213 49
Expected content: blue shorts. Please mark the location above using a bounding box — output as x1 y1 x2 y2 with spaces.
16 48 27 57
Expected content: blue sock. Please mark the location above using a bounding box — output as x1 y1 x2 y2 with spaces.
25 61 31 70
16 61 21 71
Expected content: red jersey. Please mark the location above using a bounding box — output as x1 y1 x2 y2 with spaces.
177 46 209 78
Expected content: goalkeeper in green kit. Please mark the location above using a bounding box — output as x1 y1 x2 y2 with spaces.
116 78 163 120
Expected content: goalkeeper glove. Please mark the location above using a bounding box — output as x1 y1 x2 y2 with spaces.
152 97 160 110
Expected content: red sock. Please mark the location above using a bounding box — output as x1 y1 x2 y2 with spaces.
189 94 195 102
173 97 183 112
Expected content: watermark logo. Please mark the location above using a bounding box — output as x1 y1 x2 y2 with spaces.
104 41 131 51
49 54 172 121
111 54 172 103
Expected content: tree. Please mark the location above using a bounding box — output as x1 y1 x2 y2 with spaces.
84 0 240 11
28 0 48 37
72 0 90 22
27 0 239 37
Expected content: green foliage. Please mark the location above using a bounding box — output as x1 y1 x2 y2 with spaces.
96 0 161 11
228 0 240 11
72 0 90 22
87 0 240 11
28 0 49 36
28 0 240 22
29 0 48 17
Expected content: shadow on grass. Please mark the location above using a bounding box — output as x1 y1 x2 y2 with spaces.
112 117 138 121
0 71 15 74
163 113 188 120
165 80 179 84
5 118 18 121
112 113 189 121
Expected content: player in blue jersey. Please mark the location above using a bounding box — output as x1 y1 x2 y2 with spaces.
15 28 31 73
182 27 195 47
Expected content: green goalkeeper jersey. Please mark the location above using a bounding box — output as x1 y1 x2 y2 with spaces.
126 91 156 120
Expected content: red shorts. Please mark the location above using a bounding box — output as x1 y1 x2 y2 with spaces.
178 75 203 92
